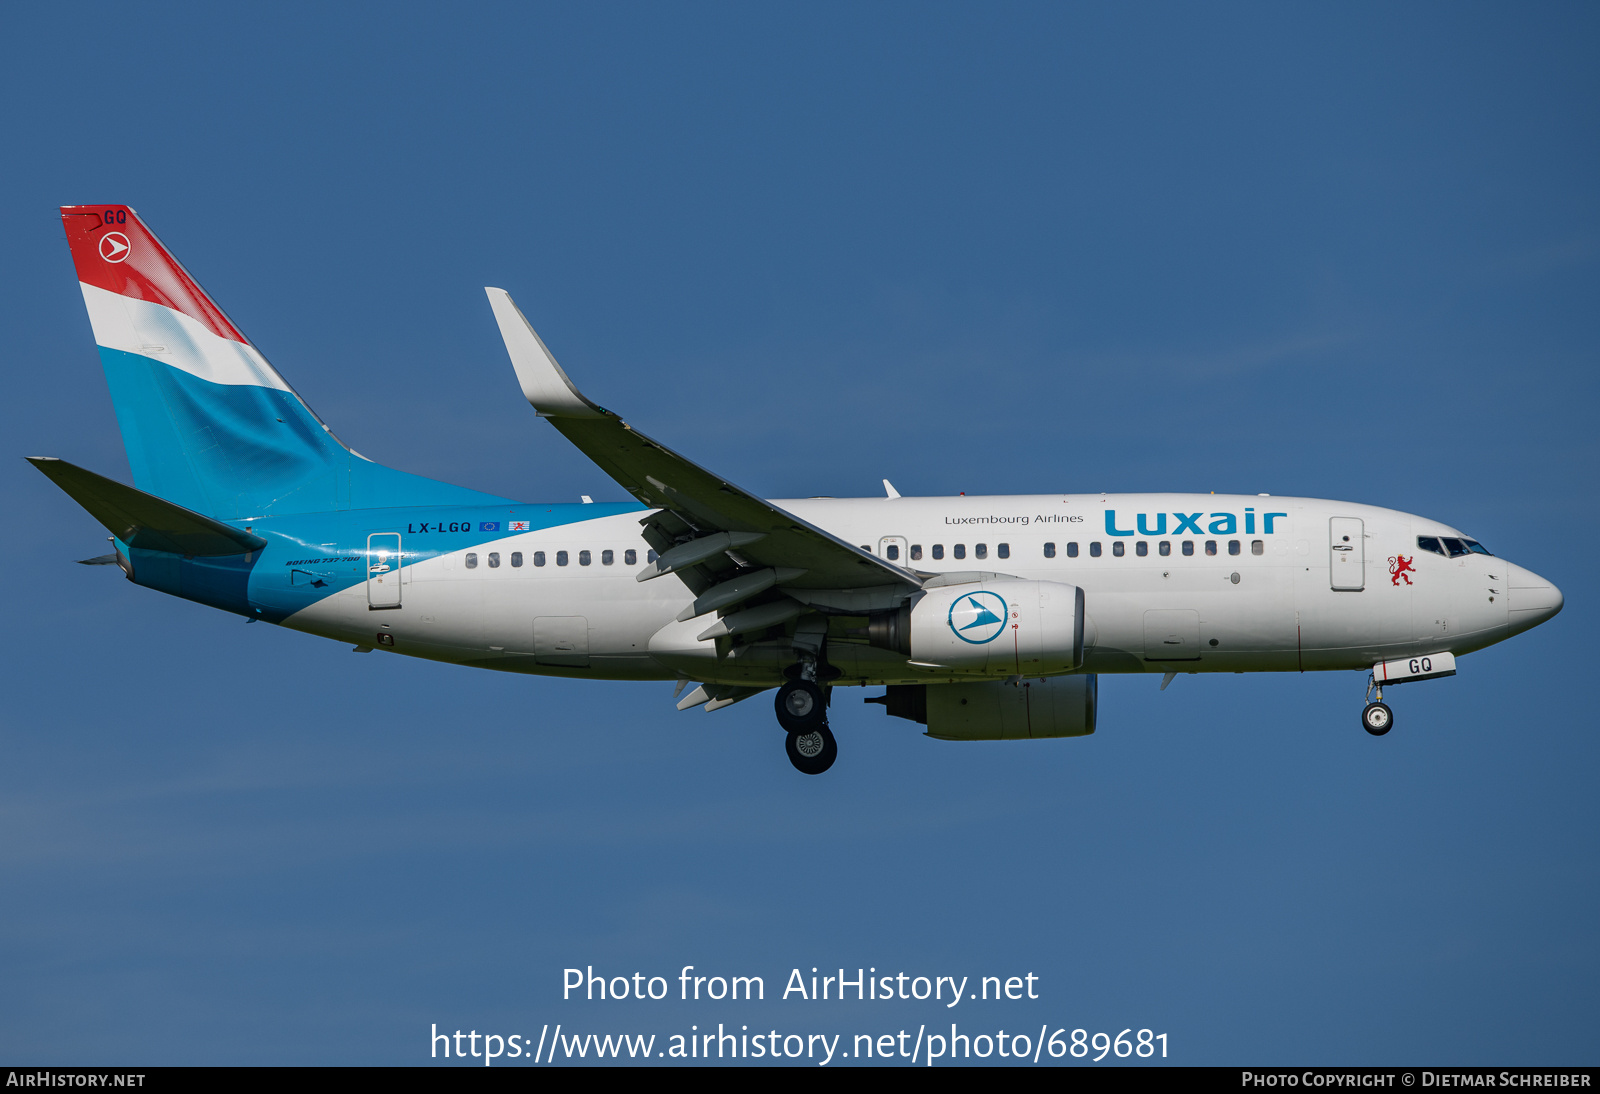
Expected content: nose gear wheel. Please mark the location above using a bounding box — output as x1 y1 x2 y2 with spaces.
1362 702 1393 736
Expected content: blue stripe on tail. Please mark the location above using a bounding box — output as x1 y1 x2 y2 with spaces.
98 347 512 518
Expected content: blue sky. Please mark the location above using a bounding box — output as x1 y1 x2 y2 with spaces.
1 2 1595 1065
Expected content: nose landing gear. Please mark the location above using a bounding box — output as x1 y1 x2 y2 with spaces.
1362 674 1394 736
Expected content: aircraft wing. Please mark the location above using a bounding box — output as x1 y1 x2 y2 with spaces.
486 288 919 600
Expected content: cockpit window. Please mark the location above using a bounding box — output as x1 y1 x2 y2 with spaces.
1463 539 1492 556
1440 537 1470 558
1416 536 1445 557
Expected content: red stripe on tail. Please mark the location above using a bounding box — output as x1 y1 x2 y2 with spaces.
60 205 247 344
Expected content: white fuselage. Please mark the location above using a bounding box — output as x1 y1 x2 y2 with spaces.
280 492 1555 689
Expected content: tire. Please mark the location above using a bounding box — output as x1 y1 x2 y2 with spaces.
775 679 826 733
1362 702 1393 736
786 725 837 775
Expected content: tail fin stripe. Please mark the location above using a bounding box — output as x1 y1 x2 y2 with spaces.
81 283 291 391
61 203 518 517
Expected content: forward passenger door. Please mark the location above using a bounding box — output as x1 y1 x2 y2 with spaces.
1329 518 1364 591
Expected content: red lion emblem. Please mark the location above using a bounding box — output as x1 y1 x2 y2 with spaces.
1389 555 1415 586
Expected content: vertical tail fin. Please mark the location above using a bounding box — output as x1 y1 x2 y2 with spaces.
60 206 508 518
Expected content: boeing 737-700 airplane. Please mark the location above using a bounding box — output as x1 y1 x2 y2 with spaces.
35 205 1564 773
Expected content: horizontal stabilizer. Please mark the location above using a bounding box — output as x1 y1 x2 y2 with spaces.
28 457 267 556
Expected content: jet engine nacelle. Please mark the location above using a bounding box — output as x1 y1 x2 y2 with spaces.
869 675 1098 740
871 578 1085 674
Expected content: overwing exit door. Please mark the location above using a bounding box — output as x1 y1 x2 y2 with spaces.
878 536 908 565
1329 517 1364 591
367 533 402 609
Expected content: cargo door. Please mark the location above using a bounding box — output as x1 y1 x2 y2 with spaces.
534 616 590 667
1329 517 1365 591
1143 608 1201 661
366 533 402 609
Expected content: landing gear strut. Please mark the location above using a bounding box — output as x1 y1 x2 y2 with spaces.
1362 674 1393 736
776 672 835 774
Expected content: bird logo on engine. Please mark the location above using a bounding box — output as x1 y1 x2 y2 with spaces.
948 591 1009 644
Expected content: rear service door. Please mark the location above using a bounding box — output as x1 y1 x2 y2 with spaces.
1329 517 1364 591
367 533 402 609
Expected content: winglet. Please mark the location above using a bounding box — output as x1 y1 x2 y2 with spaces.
485 288 605 418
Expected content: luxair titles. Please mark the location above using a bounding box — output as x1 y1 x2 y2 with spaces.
944 507 1289 536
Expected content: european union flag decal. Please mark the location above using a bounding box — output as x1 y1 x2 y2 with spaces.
479 522 501 532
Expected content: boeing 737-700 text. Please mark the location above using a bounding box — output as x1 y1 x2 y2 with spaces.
34 205 1564 773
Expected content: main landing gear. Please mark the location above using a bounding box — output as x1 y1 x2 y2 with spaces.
1362 674 1394 737
775 676 836 775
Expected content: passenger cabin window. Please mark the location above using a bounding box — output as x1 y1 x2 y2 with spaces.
1159 541 1171 556
1112 541 1125 557
1182 541 1194 556
511 551 523 567
953 544 966 560
647 550 657 563
1136 541 1148 557
556 550 569 566
1044 542 1056 559
1205 540 1218 556
911 545 923 560
932 544 944 560
1066 542 1079 558
579 550 592 566
533 551 546 567
974 544 987 560
886 544 899 560
1089 542 1102 558
465 552 478 569
602 549 614 565
1228 540 1240 556
1440 537 1471 558
625 549 637 565
487 551 500 568
1251 540 1263 556
997 543 1009 559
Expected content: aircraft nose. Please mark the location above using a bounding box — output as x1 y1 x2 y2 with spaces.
1504 562 1563 636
